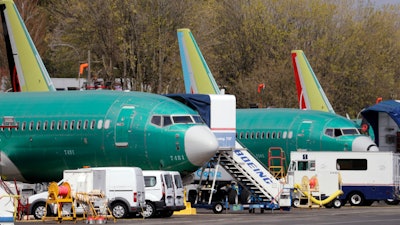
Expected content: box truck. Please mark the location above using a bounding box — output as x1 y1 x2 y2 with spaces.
289 151 400 206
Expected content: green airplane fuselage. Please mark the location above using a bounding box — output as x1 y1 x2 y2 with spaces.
236 108 378 170
0 91 218 183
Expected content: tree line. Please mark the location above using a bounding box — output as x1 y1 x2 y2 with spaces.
1 0 399 118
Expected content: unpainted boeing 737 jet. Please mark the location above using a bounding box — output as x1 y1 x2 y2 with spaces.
0 1 219 183
177 28 378 170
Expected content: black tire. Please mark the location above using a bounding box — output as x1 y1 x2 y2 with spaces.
364 200 374 206
111 202 128 219
385 199 400 205
141 201 157 218
212 202 224 214
160 210 173 218
348 192 365 206
31 202 51 220
333 199 342 208
325 202 333 208
292 198 300 208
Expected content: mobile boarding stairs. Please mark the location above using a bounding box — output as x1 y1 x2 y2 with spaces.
193 144 292 213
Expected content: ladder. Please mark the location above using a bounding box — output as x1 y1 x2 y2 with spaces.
268 147 286 178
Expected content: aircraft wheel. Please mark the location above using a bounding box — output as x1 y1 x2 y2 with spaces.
333 199 342 208
212 202 224 214
349 192 364 206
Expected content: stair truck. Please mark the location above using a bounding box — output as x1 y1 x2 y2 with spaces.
176 94 291 213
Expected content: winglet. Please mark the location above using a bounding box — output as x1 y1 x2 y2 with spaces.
291 50 334 113
177 28 220 94
0 0 55 91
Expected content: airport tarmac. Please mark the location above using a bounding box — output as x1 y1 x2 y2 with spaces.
15 203 400 225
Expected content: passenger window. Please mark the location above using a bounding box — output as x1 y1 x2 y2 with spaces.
70 120 75 130
84 120 89 129
50 121 55 130
97 120 103 129
104 119 111 129
64 121 68 130
43 121 48 130
77 120 82 130
22 122 26 131
57 121 62 130
288 131 293 139
14 122 19 131
36 121 41 130
144 176 157 187
90 120 96 129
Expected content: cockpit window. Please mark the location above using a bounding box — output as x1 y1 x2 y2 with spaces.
151 115 204 127
151 116 162 126
342 128 360 135
172 116 192 124
325 128 360 137
193 115 204 123
163 116 172 126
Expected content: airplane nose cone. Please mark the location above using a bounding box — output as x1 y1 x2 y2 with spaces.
185 126 219 166
352 136 379 151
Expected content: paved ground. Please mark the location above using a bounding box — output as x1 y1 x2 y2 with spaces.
15 202 400 225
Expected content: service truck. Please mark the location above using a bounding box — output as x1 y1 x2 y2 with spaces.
28 167 145 219
290 151 400 206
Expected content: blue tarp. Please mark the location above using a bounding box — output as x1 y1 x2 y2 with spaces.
361 100 400 145
165 94 211 127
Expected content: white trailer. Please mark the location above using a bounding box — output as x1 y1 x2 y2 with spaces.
29 167 146 219
290 151 400 206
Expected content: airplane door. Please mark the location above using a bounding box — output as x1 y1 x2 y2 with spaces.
297 121 312 150
115 106 135 147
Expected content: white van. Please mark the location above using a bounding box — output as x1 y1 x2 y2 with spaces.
170 171 185 211
141 170 185 218
28 167 145 219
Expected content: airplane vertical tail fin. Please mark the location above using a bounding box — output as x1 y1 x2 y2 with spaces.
177 28 220 94
0 0 55 92
291 50 334 113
